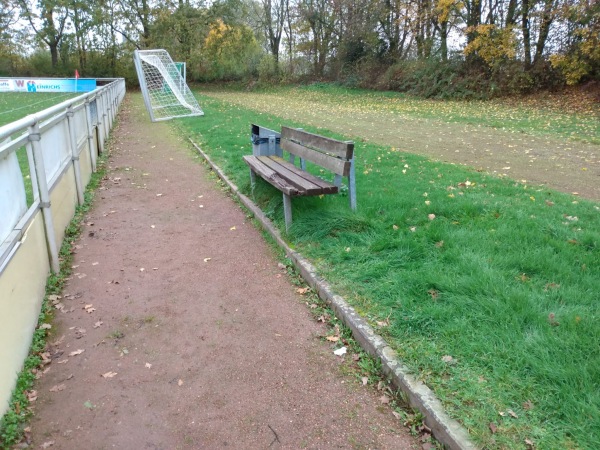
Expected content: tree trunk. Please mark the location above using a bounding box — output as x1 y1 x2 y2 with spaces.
522 0 531 68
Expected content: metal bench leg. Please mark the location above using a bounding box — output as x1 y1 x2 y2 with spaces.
250 168 256 187
334 174 342 187
348 157 357 210
283 193 292 232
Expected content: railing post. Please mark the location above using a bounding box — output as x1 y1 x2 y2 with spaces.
97 94 106 154
84 98 97 172
66 106 85 205
29 123 60 274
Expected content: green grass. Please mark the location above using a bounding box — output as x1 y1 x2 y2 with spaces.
177 92 600 449
0 92 78 127
202 83 600 144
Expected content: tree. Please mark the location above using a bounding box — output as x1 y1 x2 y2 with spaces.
18 0 70 68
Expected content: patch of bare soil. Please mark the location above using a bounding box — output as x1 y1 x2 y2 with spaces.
27 96 418 449
206 91 599 201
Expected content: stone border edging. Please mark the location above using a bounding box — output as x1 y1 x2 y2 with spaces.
189 138 478 450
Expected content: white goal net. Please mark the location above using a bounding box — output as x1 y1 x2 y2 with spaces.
133 49 204 122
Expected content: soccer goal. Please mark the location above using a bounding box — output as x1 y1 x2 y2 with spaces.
133 49 204 122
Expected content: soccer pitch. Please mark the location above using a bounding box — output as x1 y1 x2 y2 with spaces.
0 92 78 127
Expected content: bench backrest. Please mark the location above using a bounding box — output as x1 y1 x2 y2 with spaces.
281 127 354 177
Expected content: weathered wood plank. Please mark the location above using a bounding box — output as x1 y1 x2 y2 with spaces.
258 156 324 195
281 139 351 176
282 127 354 159
267 156 338 194
243 155 300 196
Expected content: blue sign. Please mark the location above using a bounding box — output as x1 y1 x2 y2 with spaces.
0 78 97 93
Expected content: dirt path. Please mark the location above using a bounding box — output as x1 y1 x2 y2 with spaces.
205 91 600 201
28 95 417 449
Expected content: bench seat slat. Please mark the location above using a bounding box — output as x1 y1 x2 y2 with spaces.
243 155 299 196
263 156 338 196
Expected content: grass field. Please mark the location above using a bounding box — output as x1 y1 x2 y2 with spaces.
177 90 600 449
0 92 78 128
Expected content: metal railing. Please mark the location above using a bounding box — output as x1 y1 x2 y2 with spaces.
0 78 125 274
0 78 126 417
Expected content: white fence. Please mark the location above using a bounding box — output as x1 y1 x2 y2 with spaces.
0 78 126 416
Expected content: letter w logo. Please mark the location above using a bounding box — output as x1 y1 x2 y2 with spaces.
15 79 25 87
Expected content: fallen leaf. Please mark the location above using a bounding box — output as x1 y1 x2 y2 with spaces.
392 224 399 230
93 321 103 328
523 400 534 410
203 258 211 263
39 323 52 330
362 377 368 386
296 287 309 295
379 395 390 404
69 349 85 356
47 295 59 301
49 384 66 392
101 371 117 378
178 379 184 386
489 422 497 434
83 400 95 409
145 363 152 369
442 355 455 364
525 438 535 448
428 214 436 220
40 441 55 449
508 409 518 418
326 335 339 342
229 226 236 231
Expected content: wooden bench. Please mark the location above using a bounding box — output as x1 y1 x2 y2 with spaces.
244 126 356 231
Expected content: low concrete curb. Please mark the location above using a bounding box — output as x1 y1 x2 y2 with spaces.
190 139 478 450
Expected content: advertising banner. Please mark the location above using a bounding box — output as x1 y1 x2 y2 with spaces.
0 78 96 93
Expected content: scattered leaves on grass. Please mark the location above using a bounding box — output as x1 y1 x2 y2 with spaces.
523 400 534 410
507 409 518 418
427 289 439 300
442 355 456 364
296 287 310 295
428 214 436 220
489 422 498 434
326 335 340 342
548 313 560 327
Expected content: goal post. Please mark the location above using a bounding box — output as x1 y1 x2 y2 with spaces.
133 49 204 122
